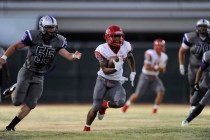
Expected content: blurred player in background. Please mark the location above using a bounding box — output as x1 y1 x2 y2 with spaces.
0 47 10 102
122 38 168 114
182 50 210 126
178 19 210 112
83 25 136 131
0 15 82 131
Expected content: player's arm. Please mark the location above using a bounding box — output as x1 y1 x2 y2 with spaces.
178 47 187 66
95 51 116 74
100 61 117 74
127 52 136 72
0 41 25 65
195 61 209 84
58 49 82 61
144 52 159 71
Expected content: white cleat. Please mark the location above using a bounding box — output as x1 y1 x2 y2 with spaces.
181 120 189 127
98 113 104 120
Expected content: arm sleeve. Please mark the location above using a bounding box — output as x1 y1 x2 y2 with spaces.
21 30 33 46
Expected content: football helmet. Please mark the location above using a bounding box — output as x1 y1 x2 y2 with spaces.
196 19 210 36
104 25 124 47
39 15 58 36
153 38 166 54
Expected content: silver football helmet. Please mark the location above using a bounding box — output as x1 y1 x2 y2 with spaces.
196 19 210 36
39 15 58 36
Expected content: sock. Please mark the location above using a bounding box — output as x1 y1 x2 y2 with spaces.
85 124 91 128
186 104 205 123
7 116 21 128
153 104 158 109
126 100 131 106
102 100 108 108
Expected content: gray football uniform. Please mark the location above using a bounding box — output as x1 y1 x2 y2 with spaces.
197 51 210 105
182 32 210 94
13 30 67 109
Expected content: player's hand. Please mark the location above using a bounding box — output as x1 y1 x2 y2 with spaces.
194 83 200 91
130 72 136 87
179 64 185 76
73 51 82 60
120 76 128 84
113 57 124 71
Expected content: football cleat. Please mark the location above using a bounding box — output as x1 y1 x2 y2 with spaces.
98 108 107 120
121 105 129 113
181 120 189 127
152 108 158 114
2 83 17 98
83 126 91 131
98 100 108 120
4 126 15 132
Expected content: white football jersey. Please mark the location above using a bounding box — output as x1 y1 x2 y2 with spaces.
142 49 168 76
95 41 132 80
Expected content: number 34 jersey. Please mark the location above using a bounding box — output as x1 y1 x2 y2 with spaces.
21 30 67 73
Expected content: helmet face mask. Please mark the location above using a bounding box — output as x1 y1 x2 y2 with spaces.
105 25 124 47
153 39 166 54
39 15 58 37
196 19 210 37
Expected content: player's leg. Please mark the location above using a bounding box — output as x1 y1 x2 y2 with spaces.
189 73 208 113
84 76 107 131
181 89 210 126
122 73 149 113
5 68 43 131
188 65 199 113
108 82 126 108
5 79 29 131
152 77 165 113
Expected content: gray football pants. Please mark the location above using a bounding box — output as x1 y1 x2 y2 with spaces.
92 75 126 110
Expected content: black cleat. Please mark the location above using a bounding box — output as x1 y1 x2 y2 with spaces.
2 83 17 98
4 126 15 132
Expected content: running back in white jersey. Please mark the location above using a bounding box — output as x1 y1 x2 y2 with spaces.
95 41 132 80
142 49 168 76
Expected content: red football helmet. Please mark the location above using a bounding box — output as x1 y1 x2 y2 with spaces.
104 25 124 47
153 38 166 53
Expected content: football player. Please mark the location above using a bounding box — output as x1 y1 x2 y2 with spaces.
122 39 168 114
0 15 82 131
178 19 210 112
83 25 136 131
182 50 210 126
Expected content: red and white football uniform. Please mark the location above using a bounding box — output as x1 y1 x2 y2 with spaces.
142 49 168 76
95 41 132 80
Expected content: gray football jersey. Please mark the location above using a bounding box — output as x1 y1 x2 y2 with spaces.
183 32 210 67
21 30 67 73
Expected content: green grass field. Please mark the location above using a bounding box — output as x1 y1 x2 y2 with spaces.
1 104 210 140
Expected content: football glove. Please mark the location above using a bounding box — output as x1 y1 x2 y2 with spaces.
179 64 185 76
120 76 128 84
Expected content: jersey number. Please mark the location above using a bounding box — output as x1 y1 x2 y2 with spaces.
34 46 56 64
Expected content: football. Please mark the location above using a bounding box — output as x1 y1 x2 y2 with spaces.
108 57 119 68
